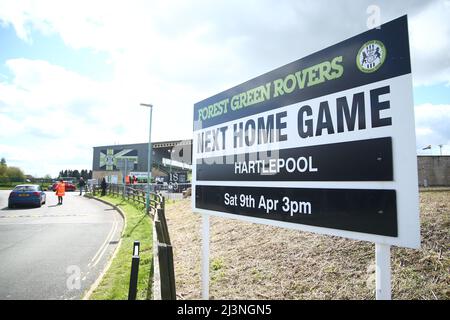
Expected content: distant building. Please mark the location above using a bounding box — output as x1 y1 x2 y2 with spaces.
92 139 192 183
417 156 450 187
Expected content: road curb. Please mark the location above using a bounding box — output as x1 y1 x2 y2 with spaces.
84 194 126 221
82 195 127 300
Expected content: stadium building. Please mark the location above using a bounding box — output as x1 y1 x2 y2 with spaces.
92 139 192 185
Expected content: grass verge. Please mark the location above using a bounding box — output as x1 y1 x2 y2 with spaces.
88 194 153 300
167 191 449 300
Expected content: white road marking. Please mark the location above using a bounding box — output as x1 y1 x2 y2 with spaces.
88 213 118 266
92 219 118 267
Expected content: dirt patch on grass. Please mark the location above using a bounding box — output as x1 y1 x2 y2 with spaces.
166 191 449 300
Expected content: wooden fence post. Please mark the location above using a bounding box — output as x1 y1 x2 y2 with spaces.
157 208 171 245
158 243 176 300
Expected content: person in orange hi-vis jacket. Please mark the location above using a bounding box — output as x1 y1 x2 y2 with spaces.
55 179 66 205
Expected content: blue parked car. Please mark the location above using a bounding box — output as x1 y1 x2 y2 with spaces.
8 184 46 208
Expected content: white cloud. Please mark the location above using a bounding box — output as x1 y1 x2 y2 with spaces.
415 103 450 154
5 59 97 109
0 0 449 176
1 1 447 92
409 0 450 86
0 56 203 176
0 58 138 175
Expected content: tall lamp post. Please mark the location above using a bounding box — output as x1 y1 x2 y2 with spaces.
168 149 174 181
140 103 153 212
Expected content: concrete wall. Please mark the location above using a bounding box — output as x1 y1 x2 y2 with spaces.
417 156 450 187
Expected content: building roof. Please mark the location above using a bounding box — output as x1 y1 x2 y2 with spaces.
93 139 192 149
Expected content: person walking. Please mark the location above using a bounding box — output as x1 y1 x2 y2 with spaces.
101 177 107 196
78 177 86 196
55 179 66 205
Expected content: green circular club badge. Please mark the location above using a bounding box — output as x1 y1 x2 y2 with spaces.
356 40 386 73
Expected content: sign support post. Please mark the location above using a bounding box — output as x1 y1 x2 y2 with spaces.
375 243 391 300
201 214 210 300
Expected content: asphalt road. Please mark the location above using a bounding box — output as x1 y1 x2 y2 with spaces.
0 190 123 300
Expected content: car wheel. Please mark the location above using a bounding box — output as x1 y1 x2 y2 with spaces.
8 203 14 209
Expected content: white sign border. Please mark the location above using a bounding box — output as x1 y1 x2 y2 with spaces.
192 74 420 249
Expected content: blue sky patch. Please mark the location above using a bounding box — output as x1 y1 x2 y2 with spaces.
0 24 113 82
413 83 450 105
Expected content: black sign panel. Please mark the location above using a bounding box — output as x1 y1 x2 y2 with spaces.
196 137 393 181
196 185 397 237
194 16 411 130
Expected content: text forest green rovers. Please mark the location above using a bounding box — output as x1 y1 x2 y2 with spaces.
197 56 344 122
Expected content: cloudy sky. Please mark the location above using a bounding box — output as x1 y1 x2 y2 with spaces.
0 0 449 177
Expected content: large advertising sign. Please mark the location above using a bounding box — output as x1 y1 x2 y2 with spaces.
99 148 138 171
192 16 420 249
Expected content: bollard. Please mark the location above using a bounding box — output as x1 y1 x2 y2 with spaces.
128 255 140 300
133 240 140 256
128 241 141 300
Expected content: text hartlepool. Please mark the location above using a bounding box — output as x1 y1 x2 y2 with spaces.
234 156 318 175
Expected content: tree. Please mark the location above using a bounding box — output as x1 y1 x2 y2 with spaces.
80 169 90 180
0 159 25 183
0 158 6 178
73 170 80 179
6 166 25 182
57 168 92 180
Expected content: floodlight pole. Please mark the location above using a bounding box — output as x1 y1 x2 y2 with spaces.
169 149 174 183
141 103 153 213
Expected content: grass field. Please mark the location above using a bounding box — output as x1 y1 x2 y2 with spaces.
88 194 153 300
166 191 449 300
